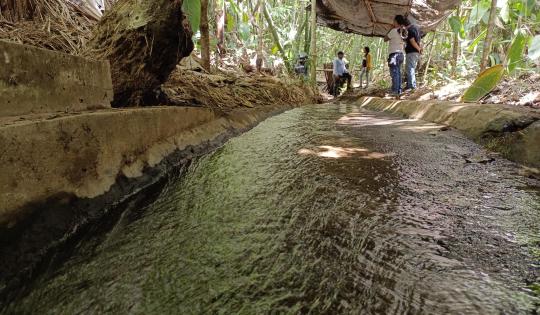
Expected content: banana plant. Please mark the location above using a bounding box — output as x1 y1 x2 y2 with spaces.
462 65 505 102
183 0 201 33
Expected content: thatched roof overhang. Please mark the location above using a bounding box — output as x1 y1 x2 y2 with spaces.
315 0 461 37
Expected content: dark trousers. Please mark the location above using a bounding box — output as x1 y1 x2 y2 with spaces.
333 73 352 96
388 52 404 95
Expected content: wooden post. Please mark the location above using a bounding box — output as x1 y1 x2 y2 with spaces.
310 0 317 85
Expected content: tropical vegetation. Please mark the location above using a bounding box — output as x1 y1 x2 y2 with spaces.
183 0 540 95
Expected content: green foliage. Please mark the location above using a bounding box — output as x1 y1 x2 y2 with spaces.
226 13 234 32
448 16 464 38
467 0 490 30
462 65 505 102
528 35 540 61
507 31 528 73
182 0 201 33
499 0 511 23
203 0 539 84
467 30 487 53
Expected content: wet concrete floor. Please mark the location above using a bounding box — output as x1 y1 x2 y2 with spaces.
2 103 540 314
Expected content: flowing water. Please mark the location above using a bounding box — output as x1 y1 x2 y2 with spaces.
3 104 540 314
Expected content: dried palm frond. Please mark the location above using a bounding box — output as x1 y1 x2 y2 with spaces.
0 0 117 55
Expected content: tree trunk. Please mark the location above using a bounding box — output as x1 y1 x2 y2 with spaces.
304 12 311 55
294 6 307 55
451 7 461 77
200 0 211 72
423 33 437 85
86 0 194 107
309 0 317 85
480 0 497 71
256 0 264 72
216 1 226 58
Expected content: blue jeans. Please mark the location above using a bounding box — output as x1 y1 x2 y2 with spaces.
406 52 420 90
388 52 404 95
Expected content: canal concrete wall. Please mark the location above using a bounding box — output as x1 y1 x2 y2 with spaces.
0 40 303 231
0 104 294 228
353 97 540 169
0 40 113 117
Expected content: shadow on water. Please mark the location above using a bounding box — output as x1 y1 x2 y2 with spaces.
2 104 539 314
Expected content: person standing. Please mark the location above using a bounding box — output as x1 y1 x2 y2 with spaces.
332 51 352 97
385 17 405 96
359 47 372 89
400 16 423 91
294 54 309 79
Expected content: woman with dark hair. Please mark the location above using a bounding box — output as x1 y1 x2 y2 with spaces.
384 15 406 96
359 46 372 89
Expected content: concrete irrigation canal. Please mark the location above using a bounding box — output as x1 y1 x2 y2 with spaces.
2 103 539 314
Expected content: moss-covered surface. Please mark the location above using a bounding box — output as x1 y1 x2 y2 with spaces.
351 97 540 168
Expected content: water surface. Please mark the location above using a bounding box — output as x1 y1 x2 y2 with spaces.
4 104 540 314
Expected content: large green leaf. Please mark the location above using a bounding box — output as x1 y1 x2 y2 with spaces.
227 0 240 15
516 0 536 17
467 29 487 52
462 65 505 103
226 13 235 32
448 16 464 38
466 0 490 30
528 35 540 61
507 31 528 73
238 23 251 42
182 0 201 33
499 0 510 23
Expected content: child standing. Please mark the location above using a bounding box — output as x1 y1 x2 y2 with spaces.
360 47 372 89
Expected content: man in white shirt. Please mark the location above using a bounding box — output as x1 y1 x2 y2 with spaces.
385 16 406 96
332 51 352 96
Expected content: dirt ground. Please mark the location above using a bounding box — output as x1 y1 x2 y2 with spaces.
342 73 540 110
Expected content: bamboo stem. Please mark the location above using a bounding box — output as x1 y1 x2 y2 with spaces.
262 1 292 72
422 33 437 85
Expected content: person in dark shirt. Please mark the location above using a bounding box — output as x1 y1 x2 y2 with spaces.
396 15 423 91
294 54 308 79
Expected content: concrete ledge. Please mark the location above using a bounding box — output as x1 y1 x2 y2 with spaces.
353 97 540 168
0 41 113 117
0 104 291 227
